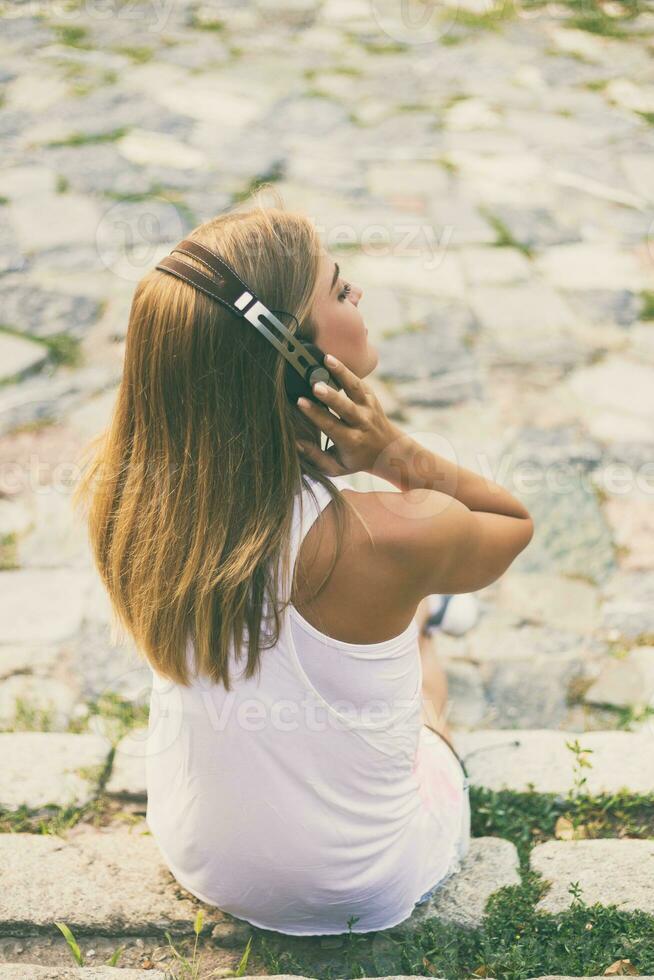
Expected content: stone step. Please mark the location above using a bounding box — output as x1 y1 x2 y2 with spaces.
394 837 520 934
433 604 607 730
0 827 226 936
104 729 147 801
0 828 518 937
0 331 48 384
0 570 90 646
454 729 654 795
531 839 654 915
89 726 654 807
0 733 111 811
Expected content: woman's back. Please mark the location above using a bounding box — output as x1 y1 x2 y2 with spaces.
145 473 469 936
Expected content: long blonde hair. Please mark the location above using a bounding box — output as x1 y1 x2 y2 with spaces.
73 194 367 690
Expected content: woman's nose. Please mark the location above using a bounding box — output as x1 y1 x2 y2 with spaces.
350 284 363 306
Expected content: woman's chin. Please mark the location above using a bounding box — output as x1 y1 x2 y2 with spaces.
364 345 379 377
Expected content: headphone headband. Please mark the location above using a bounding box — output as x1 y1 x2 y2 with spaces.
155 239 338 394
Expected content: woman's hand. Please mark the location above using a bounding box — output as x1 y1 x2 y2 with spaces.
295 354 400 477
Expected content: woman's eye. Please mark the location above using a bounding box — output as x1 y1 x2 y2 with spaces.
338 283 352 302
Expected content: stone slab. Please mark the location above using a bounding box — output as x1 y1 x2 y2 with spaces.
9 194 103 253
0 332 48 383
0 645 62 681
0 676 79 731
0 733 110 811
568 357 654 445
0 570 89 645
480 653 585 730
510 474 615 586
584 647 654 709
494 572 599 635
469 282 582 369
455 730 654 796
531 839 654 914
535 244 651 292
0 828 227 936
605 492 654 572
397 838 520 933
105 729 147 800
601 570 654 640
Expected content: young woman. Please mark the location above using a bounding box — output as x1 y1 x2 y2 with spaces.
75 202 533 937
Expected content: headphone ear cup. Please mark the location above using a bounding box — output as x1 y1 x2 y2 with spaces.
285 357 310 404
285 341 328 404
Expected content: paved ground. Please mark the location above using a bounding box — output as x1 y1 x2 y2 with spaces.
1 0 654 977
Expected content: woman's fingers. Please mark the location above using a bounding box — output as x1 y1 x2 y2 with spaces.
296 440 344 476
310 380 360 426
323 355 369 406
296 396 344 440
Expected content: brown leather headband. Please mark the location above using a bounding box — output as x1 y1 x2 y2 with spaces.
155 238 339 394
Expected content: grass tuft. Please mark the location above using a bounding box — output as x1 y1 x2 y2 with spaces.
52 23 91 48
640 290 654 320
67 690 149 744
45 127 128 148
479 207 534 258
0 532 18 571
113 45 154 63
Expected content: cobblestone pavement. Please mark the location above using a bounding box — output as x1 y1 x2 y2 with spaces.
1 0 654 977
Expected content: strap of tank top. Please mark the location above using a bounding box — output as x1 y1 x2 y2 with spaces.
286 474 353 602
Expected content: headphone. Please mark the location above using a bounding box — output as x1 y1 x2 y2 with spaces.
155 238 342 408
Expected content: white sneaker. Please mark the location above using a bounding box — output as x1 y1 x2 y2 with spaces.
423 593 480 637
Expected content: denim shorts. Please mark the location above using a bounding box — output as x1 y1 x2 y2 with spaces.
414 728 471 907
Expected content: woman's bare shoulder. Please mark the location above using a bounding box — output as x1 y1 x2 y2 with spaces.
291 486 428 641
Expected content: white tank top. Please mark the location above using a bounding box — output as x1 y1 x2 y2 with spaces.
145 473 468 935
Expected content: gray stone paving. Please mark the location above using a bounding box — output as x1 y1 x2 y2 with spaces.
104 729 147 800
532 839 654 914
0 830 516 936
406 837 520 932
0 827 228 936
1 0 654 969
455 729 654 796
0 733 110 811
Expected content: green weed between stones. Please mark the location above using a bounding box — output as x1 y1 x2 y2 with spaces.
471 786 654 865
112 45 154 64
103 181 177 204
3 758 654 978
250 775 654 980
3 696 55 733
48 877 654 980
521 0 644 38
403 879 654 980
0 795 104 835
232 167 285 205
0 532 18 570
614 704 654 729
43 332 83 367
52 24 91 49
44 127 129 148
55 921 130 971
478 207 534 258
188 11 226 32
0 326 82 382
640 290 654 320
67 690 150 743
254 873 654 980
